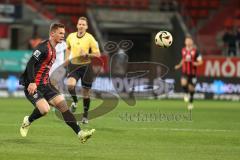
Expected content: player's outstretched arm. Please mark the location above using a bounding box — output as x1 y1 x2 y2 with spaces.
175 60 183 70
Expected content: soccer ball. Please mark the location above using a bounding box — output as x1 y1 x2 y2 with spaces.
155 31 173 48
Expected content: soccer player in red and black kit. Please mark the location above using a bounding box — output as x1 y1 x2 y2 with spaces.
19 23 95 143
175 36 203 110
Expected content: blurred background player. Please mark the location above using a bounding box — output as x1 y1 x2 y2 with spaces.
175 36 203 110
65 16 100 124
222 28 237 56
19 23 95 143
49 40 67 92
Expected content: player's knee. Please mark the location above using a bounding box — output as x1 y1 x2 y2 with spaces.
68 85 75 91
181 80 187 86
67 78 76 86
188 85 195 92
83 93 90 98
40 106 50 115
36 100 50 115
189 89 195 92
82 89 90 98
56 100 68 113
181 82 187 87
83 95 90 99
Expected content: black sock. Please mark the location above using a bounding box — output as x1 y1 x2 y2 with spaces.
28 108 43 123
68 87 78 103
83 98 90 118
62 110 81 134
182 86 188 94
190 91 194 103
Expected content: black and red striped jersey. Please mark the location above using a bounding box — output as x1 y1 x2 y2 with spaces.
20 40 56 86
181 47 202 76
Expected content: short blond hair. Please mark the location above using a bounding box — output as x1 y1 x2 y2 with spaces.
78 16 88 23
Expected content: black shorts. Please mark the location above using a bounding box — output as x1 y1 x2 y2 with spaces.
24 84 60 106
182 74 197 86
67 63 94 88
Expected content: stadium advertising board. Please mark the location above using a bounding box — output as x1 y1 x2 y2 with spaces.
1 74 240 100
0 50 31 72
197 57 240 77
1 53 240 100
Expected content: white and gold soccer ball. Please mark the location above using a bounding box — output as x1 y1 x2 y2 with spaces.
155 31 173 48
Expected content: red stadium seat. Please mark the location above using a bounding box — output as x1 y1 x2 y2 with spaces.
209 0 219 9
133 0 149 10
198 9 208 18
85 0 95 6
235 10 240 18
95 0 107 6
56 6 86 15
234 19 240 27
42 0 83 5
224 18 234 28
200 0 208 8
180 0 191 8
191 1 200 9
112 0 124 7
189 9 198 18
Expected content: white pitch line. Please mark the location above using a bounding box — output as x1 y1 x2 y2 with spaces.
125 127 237 133
0 123 238 133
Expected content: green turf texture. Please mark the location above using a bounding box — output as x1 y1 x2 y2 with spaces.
0 98 239 160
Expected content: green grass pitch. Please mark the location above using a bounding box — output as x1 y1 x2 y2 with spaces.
0 98 240 160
